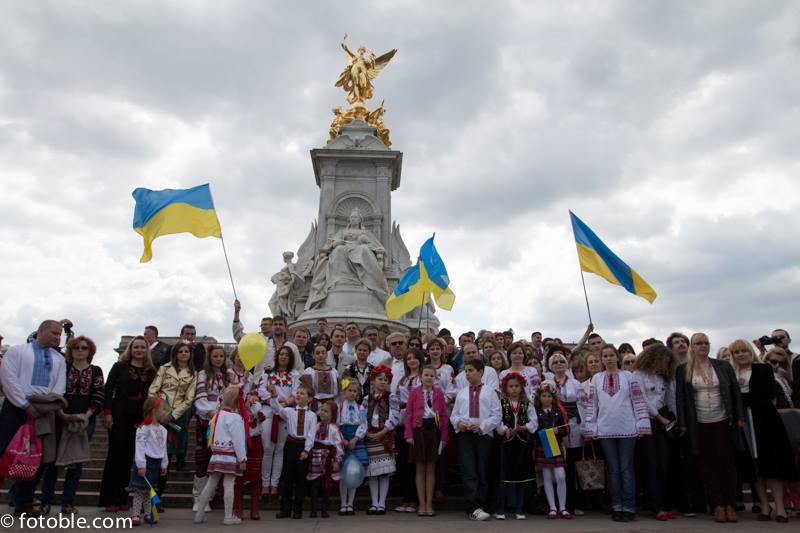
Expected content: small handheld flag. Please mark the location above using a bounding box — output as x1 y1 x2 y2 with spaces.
144 478 160 526
132 184 222 263
385 234 455 320
569 211 656 303
538 427 562 458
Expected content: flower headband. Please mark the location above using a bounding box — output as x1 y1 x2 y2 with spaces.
500 371 527 390
369 364 393 382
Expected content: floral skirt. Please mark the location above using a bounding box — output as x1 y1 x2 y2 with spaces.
167 413 190 456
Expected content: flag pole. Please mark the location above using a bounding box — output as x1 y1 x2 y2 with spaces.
578 268 593 326
207 185 238 301
220 235 238 301
416 291 425 332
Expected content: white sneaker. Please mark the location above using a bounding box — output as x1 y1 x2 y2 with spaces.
470 508 490 521
193 510 206 524
395 505 408 512
494 513 506 520
223 516 242 525
573 508 585 516
515 514 526 520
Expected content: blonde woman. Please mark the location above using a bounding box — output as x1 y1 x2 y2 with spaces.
730 340 797 523
675 333 744 523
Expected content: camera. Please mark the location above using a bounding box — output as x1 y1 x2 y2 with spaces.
759 335 777 346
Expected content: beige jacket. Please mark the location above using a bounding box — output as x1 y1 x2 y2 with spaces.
148 363 197 419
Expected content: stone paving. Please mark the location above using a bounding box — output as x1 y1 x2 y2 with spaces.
1 506 795 533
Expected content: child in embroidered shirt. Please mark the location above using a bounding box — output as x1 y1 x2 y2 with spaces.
127 396 169 526
496 372 538 520
300 344 339 410
307 400 345 518
534 383 570 520
193 345 234 512
363 365 400 515
405 365 449 516
338 379 367 515
194 385 248 525
450 358 502 521
269 382 318 519
233 388 264 520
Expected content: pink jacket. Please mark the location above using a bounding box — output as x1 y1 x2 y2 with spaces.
404 385 449 443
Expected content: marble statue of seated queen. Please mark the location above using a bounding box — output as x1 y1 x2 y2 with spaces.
306 208 389 310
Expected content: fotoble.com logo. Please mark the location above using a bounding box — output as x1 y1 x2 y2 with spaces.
2 513 134 530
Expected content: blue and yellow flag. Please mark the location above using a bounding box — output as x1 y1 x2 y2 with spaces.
132 184 222 263
385 234 455 320
538 427 562 458
148 488 160 525
570 211 656 303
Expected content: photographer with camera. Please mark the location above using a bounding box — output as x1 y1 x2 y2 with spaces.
754 329 799 405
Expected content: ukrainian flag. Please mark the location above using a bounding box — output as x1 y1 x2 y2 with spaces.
538 427 562 458
385 234 455 320
132 184 222 263
570 211 657 304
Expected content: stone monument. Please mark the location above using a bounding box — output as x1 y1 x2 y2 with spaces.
268 35 440 331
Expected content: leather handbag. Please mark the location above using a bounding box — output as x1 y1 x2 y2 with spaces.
575 441 606 491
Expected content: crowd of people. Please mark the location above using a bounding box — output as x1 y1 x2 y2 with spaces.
1 306 799 526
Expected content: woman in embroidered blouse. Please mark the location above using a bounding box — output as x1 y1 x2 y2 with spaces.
98 336 157 511
675 332 744 523
500 343 541 407
150 341 198 502
584 344 651 522
341 338 374 403
546 348 585 516
256 344 299 496
730 340 798 523
40 335 105 515
632 342 677 521
425 338 454 399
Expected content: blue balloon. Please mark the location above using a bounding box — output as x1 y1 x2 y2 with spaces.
341 454 366 488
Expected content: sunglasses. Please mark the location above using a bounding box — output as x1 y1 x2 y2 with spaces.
73 346 90 351
774 336 787 341
389 341 405 346
768 359 781 366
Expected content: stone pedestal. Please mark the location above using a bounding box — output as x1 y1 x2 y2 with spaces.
269 120 440 332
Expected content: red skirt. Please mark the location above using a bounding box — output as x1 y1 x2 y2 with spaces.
534 442 566 468
242 435 264 483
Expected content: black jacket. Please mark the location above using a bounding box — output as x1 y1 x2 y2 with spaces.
151 341 172 368
676 358 744 455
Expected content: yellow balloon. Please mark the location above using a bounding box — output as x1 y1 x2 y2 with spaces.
238 332 266 372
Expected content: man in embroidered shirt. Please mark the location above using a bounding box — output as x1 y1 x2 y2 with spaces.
450 359 501 521
0 320 67 517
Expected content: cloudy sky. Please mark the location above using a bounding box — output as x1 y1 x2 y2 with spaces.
2 0 799 372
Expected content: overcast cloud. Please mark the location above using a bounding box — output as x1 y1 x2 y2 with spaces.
2 0 800 372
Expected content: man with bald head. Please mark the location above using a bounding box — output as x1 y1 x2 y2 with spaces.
0 320 67 517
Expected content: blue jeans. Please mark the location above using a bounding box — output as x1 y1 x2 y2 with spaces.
599 438 637 513
40 418 97 506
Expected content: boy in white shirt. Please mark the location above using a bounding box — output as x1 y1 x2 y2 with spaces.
269 382 318 519
450 359 501 521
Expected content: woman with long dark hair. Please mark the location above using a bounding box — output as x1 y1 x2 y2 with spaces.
98 336 157 511
632 342 677 521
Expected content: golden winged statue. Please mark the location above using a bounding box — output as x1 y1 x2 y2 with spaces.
335 34 396 108
329 35 396 146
